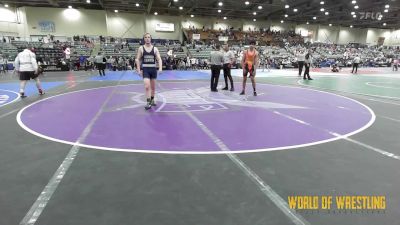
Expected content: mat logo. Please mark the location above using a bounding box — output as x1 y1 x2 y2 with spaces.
156 89 228 112
107 88 306 113
156 88 306 113
0 94 10 106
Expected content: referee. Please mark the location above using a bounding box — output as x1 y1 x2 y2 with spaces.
222 44 235 91
209 44 224 92
14 45 44 98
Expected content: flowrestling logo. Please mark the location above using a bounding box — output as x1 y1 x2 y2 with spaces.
359 12 383 20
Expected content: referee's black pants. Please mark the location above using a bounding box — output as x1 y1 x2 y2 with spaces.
298 61 304 75
223 63 234 89
210 65 221 91
351 63 359 73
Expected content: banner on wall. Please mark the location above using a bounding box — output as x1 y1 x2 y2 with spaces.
38 21 56 33
300 30 308 37
192 34 200 40
377 37 385 46
218 36 229 42
155 23 175 32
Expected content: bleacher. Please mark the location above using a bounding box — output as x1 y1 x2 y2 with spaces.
187 46 213 59
71 42 93 57
101 43 135 58
0 42 18 60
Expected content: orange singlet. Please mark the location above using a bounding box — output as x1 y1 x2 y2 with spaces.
244 49 256 73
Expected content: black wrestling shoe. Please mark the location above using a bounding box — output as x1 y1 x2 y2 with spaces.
20 92 27 98
222 87 228 90
230 87 235 92
150 99 157 106
144 102 152 110
239 91 245 95
253 91 257 96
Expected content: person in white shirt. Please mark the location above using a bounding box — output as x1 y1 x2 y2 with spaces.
351 54 361 74
94 52 106 76
393 58 399 71
296 49 306 77
303 52 313 80
14 46 44 97
222 44 235 91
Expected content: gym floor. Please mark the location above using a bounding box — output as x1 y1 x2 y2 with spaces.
0 67 399 225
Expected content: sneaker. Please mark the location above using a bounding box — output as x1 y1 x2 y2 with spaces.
20 92 27 98
150 99 157 106
39 89 45 95
222 87 228 90
253 91 257 96
308 78 313 80
230 88 235 92
239 91 245 95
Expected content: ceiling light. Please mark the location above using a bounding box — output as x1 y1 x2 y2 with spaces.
284 14 288 17
253 18 256 21
285 4 289 9
136 3 139 7
320 8 325 12
329 24 332 26
325 12 329 15
154 12 158 15
114 9 118 12
253 12 257 15
5 4 9 7
224 16 227 20
293 8 298 12
218 2 223 6
191 14 194 17
350 25 353 28
354 5 359 9
384 9 388 13
383 23 387 26
385 5 389 8
179 6 183 10
281 20 284 23
174 0 178 2
351 0 356 4
313 16 317 20
353 14 356 18
306 22 309 24
218 9 221 13
245 1 250 5
86 0 90 3
258 6 262 9
68 5 72 8
351 11 355 15
320 1 324 4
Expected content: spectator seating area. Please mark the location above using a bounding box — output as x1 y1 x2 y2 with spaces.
1 33 399 72
0 42 18 60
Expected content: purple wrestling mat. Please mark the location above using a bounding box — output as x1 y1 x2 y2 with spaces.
17 82 375 154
